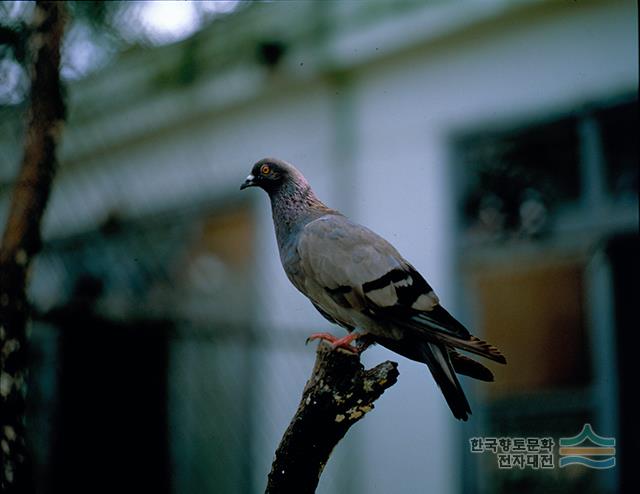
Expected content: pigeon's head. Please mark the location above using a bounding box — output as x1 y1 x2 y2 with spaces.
240 158 307 195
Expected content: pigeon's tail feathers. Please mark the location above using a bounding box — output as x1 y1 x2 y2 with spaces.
420 342 471 421
442 335 507 365
451 351 494 382
381 305 506 365
401 312 506 364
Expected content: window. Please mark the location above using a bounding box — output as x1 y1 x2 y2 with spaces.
454 96 637 494
458 115 580 239
457 98 638 242
472 261 590 397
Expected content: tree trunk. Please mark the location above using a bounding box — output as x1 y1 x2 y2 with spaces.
0 2 66 492
265 342 399 493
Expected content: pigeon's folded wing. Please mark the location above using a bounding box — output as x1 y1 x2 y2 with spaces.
296 214 505 364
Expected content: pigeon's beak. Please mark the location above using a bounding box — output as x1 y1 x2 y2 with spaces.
240 174 256 190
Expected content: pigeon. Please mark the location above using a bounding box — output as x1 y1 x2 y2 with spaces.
241 158 506 420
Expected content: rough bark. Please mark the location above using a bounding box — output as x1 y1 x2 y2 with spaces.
0 2 66 492
265 342 399 493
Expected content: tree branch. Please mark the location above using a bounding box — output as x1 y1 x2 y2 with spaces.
266 342 399 494
0 2 66 492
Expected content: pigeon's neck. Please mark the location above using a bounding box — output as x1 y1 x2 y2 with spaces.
270 182 333 249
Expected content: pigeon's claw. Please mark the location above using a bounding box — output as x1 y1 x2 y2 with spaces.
305 332 339 345
306 332 362 354
330 332 361 351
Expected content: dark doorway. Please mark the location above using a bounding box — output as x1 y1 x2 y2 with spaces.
46 285 170 494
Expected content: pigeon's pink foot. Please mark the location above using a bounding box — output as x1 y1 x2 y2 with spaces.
306 332 362 354
306 332 339 345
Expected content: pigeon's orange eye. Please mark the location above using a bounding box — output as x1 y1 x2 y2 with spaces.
260 164 271 175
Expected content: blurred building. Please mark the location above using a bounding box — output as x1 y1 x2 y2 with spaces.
0 1 637 493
